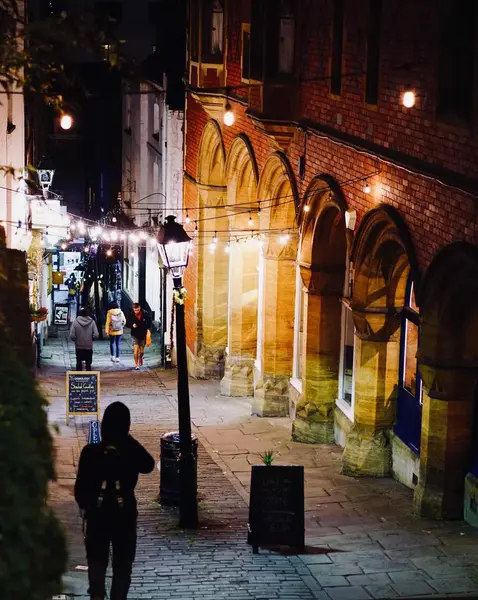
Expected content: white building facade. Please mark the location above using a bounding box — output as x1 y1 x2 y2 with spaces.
122 75 184 359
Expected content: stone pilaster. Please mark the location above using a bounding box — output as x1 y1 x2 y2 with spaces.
253 240 296 416
195 188 228 379
220 240 259 396
291 293 341 444
342 311 400 477
413 363 476 520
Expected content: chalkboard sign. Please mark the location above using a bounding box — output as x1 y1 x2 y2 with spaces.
66 371 100 425
248 465 304 554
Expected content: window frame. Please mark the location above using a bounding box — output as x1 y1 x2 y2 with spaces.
395 280 423 455
241 22 251 83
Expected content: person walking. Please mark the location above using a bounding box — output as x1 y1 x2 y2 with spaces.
70 306 100 371
129 303 151 370
105 301 126 363
74 401 155 600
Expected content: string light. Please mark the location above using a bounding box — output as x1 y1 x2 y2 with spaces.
84 245 90 253
279 234 290 245
248 212 253 227
303 204 310 212
402 90 416 108
363 182 371 194
60 242 67 250
185 211 190 224
224 244 230 254
106 248 113 257
112 216 117 223
213 232 218 244
110 230 118 241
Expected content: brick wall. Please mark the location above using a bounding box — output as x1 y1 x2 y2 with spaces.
184 0 478 344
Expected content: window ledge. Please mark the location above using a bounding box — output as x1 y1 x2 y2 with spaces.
289 377 302 394
335 397 354 422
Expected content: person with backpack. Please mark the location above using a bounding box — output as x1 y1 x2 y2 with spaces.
105 301 126 363
74 401 155 600
70 306 100 371
129 303 151 370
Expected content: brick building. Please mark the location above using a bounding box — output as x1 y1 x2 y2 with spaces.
182 0 478 522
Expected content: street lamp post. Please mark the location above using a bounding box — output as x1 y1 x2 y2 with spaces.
157 215 198 529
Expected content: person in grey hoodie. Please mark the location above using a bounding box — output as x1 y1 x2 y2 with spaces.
70 306 100 371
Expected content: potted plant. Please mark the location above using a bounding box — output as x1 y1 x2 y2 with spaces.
30 305 48 323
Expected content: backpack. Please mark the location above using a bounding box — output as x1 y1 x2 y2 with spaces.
95 445 125 513
110 312 123 332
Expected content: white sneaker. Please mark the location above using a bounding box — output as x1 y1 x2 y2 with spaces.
111 356 115 362
116 357 120 362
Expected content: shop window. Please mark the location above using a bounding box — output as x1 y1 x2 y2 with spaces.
395 281 422 454
278 0 295 74
330 0 344 95
292 267 305 385
365 0 381 105
201 0 224 64
241 23 251 81
339 304 355 406
436 1 475 125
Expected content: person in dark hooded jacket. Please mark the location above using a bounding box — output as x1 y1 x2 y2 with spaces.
74 401 155 600
70 306 99 371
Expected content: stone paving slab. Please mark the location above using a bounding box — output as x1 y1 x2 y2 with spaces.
38 341 478 599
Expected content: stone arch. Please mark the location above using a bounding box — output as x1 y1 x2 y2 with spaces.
220 135 260 397
343 205 419 477
292 175 349 443
415 242 478 520
197 120 226 187
252 153 299 416
193 120 228 379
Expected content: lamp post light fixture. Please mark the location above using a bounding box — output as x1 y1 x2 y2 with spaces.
156 215 198 529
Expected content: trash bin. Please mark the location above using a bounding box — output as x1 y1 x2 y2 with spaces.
160 431 198 506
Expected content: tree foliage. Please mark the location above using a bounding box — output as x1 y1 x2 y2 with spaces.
0 327 67 599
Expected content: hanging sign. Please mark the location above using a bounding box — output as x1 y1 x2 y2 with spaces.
66 371 100 425
88 419 102 444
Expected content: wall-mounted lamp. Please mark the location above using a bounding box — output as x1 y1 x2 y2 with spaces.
223 102 235 127
60 113 73 130
402 90 416 109
363 182 371 194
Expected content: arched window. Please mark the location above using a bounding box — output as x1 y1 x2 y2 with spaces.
395 280 422 453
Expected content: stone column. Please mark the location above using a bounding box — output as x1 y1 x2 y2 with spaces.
292 265 344 443
220 239 259 396
195 187 228 379
414 362 476 520
342 311 400 477
253 240 296 417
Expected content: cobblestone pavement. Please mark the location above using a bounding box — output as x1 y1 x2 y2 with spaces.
41 337 478 599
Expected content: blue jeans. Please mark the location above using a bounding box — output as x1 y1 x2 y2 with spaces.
109 335 122 358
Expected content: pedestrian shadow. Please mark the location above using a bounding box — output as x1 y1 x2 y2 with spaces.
262 544 345 556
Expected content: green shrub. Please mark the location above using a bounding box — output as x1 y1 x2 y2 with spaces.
0 330 67 599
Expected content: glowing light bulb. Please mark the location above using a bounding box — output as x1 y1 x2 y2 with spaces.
209 242 216 253
106 248 113 257
223 103 235 126
279 234 290 245
248 212 253 227
60 114 73 130
112 216 117 223
363 182 371 194
213 234 218 244
225 244 230 254
84 245 90 253
303 204 310 213
61 242 67 250
110 230 118 241
402 91 416 108
185 213 190 224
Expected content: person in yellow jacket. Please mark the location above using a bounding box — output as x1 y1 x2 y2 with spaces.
105 301 126 362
